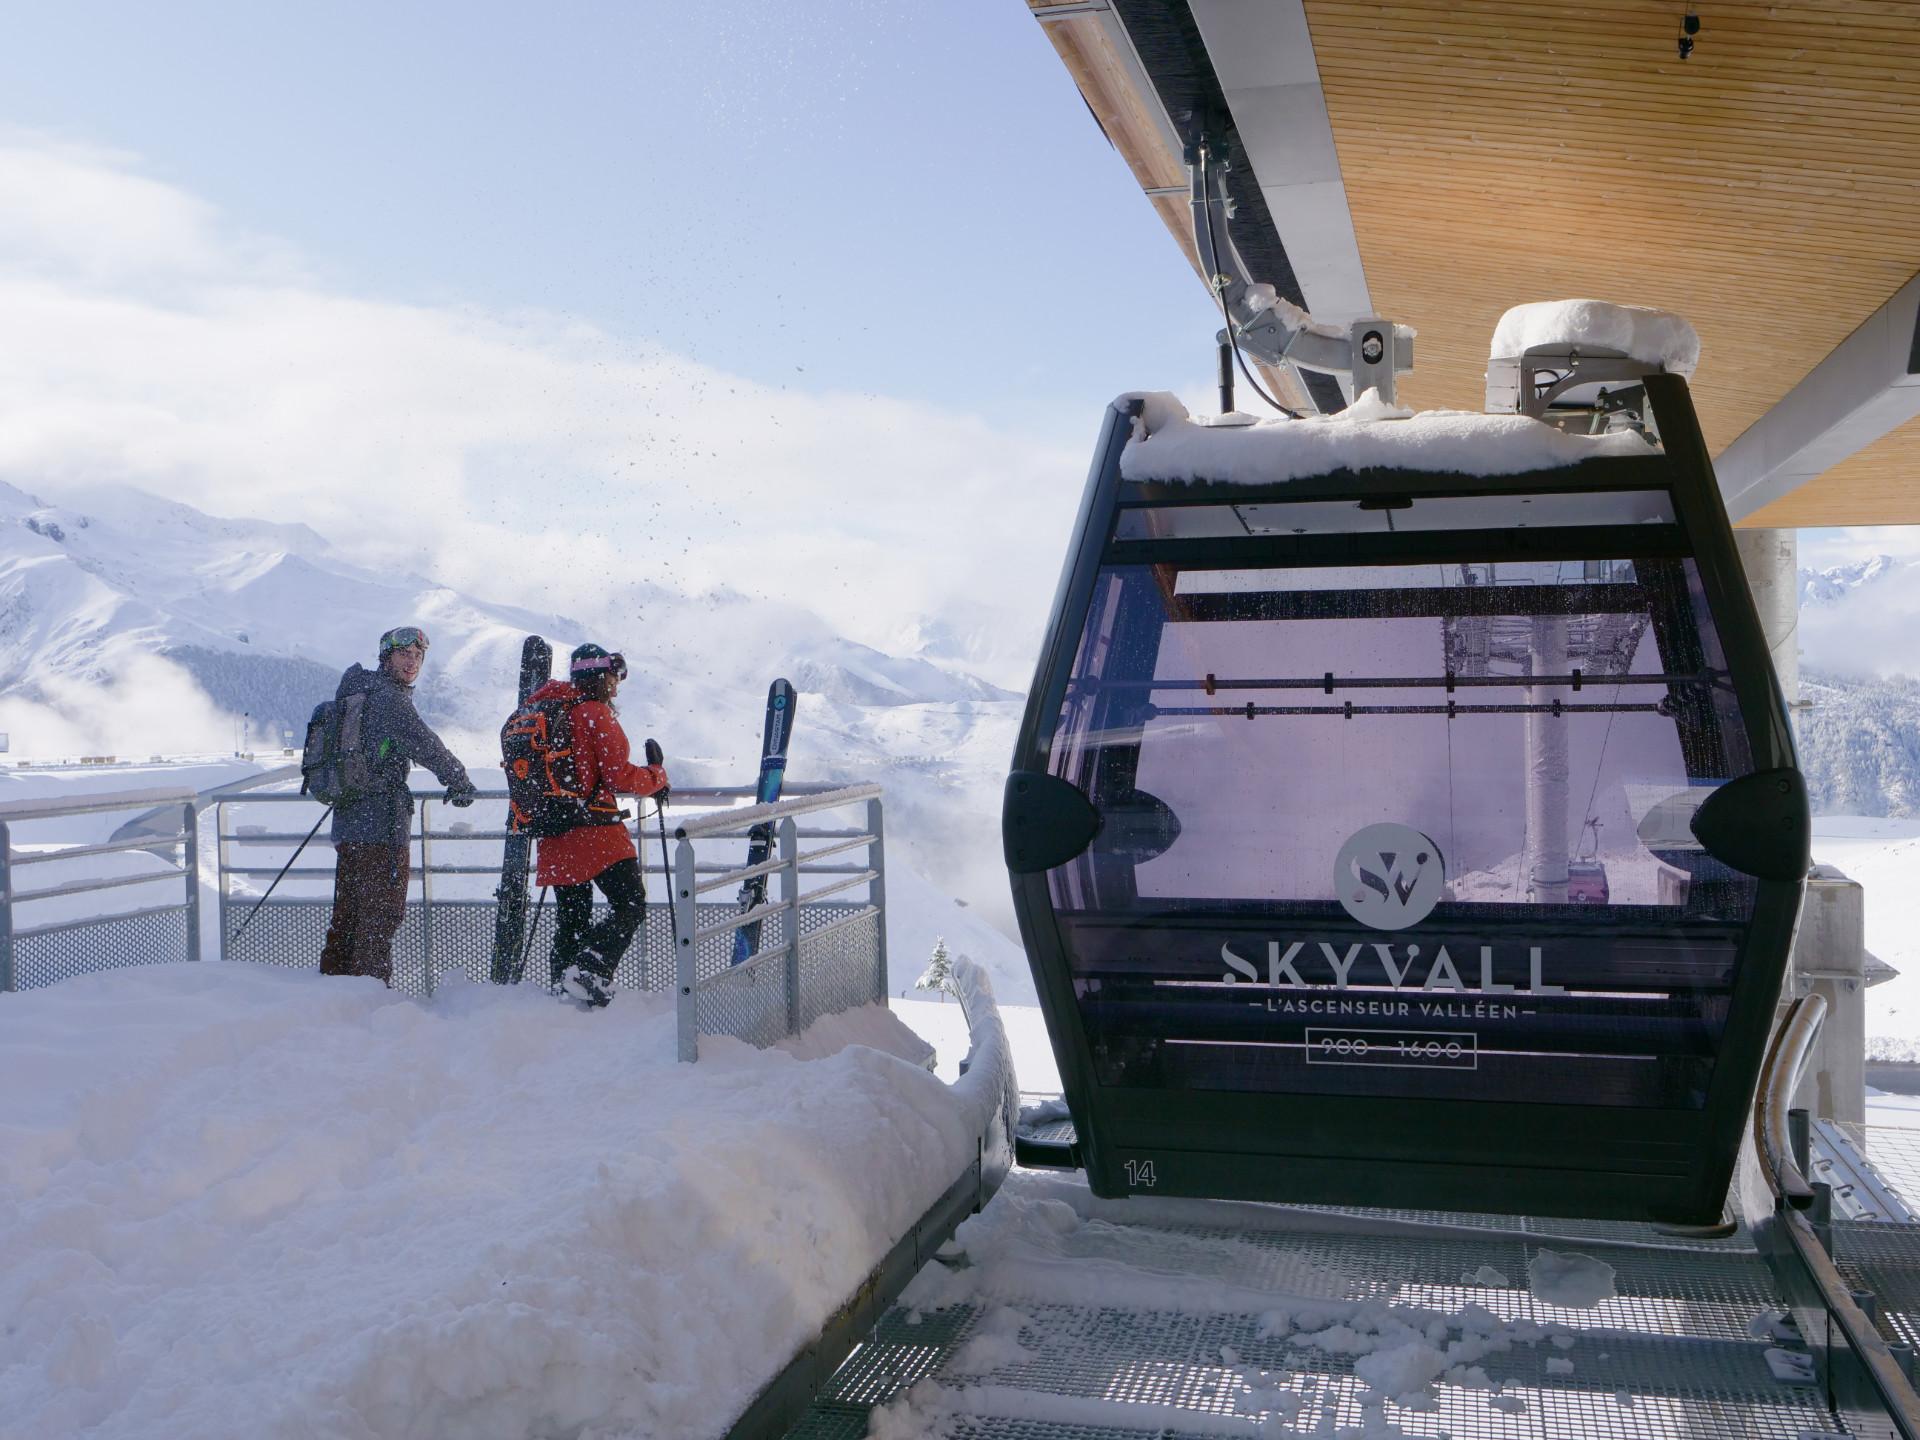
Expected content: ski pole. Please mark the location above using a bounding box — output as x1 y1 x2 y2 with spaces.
643 740 673 970
512 886 548 986
232 806 332 948
654 792 674 964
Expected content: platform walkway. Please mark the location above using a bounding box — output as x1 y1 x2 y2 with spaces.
783 1173 1839 1439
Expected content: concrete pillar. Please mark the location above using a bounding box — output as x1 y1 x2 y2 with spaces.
1789 865 1867 1126
1525 616 1570 904
1735 528 1799 707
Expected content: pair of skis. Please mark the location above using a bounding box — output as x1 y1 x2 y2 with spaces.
491 635 553 985
488 638 797 981
733 679 796 965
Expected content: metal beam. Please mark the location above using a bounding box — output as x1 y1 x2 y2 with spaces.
1187 0 1373 335
1716 270 1920 522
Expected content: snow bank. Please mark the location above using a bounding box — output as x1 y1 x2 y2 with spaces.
1490 300 1700 377
1118 392 1654 487
1 963 986 1439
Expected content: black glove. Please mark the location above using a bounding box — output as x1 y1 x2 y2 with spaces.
644 737 664 767
446 780 477 809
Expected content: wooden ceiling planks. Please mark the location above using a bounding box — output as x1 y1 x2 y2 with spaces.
1303 0 1920 522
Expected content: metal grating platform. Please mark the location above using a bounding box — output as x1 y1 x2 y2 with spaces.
781 1173 1845 1439
1835 1219 1920 1359
1826 1123 1920 1222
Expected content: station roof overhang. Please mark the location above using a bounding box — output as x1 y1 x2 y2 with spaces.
1028 0 1920 527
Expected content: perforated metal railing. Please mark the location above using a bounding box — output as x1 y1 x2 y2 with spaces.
214 782 760 997
663 785 887 1061
212 782 886 1054
0 776 891 1060
0 787 200 991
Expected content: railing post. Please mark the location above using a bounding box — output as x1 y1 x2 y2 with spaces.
673 835 700 1062
0 820 14 992
418 798 435 998
867 796 889 1005
216 801 233 963
779 816 800 1037
181 802 201 964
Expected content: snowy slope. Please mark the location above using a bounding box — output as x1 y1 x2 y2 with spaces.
0 963 996 1440
1812 817 1920 1057
1800 670 1920 818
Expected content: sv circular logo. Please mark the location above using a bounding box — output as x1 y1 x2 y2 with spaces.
1334 824 1445 931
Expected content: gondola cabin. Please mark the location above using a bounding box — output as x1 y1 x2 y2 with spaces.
1003 312 1807 1224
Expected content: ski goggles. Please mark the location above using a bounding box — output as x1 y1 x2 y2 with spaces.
379 626 430 655
570 651 628 681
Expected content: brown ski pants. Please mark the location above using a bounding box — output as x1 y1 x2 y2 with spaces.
319 842 411 985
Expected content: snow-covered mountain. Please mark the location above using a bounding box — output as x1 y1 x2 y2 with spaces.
1800 669 1920 819
0 477 1036 997
1800 553 1901 608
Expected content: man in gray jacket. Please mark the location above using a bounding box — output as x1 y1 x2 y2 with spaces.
319 625 476 984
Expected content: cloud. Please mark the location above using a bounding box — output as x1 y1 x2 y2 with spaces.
1801 561 1920 682
0 651 236 758
0 133 1084 686
1801 525 1920 573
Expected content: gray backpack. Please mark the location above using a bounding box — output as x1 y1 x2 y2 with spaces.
301 693 378 803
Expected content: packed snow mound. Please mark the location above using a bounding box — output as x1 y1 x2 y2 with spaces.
1118 391 1654 486
1490 300 1700 378
1 963 987 1440
1527 1249 1617 1309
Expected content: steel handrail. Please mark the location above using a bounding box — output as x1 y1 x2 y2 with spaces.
797 870 879 906
1760 991 1827 1208
8 833 187 866
215 781 844 805
0 787 196 822
671 785 883 842
13 866 190 905
1751 990 1920 1438
796 834 876 866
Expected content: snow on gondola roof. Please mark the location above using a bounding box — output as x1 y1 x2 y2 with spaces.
1491 299 1700 377
1117 390 1657 487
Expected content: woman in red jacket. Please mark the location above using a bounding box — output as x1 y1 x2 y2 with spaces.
534 643 669 1008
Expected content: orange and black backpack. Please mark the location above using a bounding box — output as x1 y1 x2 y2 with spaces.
500 698 620 837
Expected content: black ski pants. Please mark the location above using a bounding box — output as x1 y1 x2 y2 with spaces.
551 857 646 985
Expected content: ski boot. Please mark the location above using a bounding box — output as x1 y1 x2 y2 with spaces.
557 965 614 1009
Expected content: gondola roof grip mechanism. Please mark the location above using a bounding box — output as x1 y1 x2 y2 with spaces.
1184 126 1414 408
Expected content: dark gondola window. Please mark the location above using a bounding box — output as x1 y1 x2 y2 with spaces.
1043 536 1758 1110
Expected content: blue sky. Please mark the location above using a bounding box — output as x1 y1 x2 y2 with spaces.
0 2 1220 434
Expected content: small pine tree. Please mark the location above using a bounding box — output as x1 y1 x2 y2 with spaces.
915 936 954 1001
